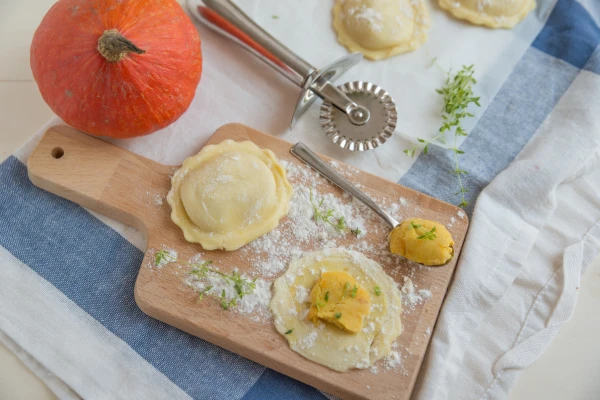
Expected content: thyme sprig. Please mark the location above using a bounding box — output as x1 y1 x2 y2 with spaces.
404 63 480 208
309 189 361 237
154 250 256 310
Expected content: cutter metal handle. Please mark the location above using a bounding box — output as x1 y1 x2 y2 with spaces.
290 142 399 228
197 0 314 87
192 0 369 127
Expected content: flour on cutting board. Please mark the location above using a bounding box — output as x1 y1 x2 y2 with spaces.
147 157 448 374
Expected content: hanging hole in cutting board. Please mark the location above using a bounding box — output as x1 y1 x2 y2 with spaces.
51 147 64 159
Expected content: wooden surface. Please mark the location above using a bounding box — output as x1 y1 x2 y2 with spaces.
27 124 469 400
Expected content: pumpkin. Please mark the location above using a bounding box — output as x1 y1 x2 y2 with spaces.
31 0 202 138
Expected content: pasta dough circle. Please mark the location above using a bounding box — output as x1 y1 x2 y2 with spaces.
439 0 536 29
271 248 403 371
333 0 430 61
167 140 293 251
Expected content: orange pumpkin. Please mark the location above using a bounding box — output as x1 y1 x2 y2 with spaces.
31 0 202 138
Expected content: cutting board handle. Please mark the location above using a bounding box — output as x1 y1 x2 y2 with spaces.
27 125 172 238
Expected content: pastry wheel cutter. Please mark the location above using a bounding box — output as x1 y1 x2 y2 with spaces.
188 0 398 151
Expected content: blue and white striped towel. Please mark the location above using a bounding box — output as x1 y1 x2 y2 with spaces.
1 0 599 398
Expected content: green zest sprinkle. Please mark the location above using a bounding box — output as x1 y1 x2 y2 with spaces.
374 286 381 296
403 63 480 208
417 226 437 240
285 329 294 335
309 189 361 237
154 250 255 311
334 312 342 319
324 291 329 302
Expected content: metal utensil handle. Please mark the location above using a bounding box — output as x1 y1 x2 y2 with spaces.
198 0 315 86
290 143 399 229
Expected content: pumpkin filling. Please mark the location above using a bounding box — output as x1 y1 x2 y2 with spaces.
307 271 371 333
389 218 454 266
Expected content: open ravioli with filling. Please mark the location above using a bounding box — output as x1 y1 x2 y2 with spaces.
167 140 293 251
271 248 402 371
439 0 536 29
332 0 430 60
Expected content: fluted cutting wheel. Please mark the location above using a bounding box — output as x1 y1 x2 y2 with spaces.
319 81 397 151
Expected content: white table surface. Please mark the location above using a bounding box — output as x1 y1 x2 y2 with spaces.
1 1 599 399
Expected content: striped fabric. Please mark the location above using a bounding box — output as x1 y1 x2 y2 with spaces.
1 0 599 399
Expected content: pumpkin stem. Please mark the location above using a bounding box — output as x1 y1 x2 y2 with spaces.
97 29 145 62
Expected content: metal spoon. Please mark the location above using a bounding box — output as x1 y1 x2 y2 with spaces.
290 142 454 267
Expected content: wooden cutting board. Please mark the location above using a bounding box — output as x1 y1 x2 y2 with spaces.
27 124 469 400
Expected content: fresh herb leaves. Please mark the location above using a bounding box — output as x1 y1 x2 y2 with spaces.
350 284 358 298
334 312 342 319
341 282 350 299
309 189 361 237
374 286 381 296
197 286 212 300
410 221 422 229
324 291 330 302
285 329 294 335
154 250 176 266
220 289 236 310
154 250 256 310
417 226 437 240
404 63 480 208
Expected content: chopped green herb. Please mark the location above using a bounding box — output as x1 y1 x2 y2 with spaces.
309 189 361 237
220 290 230 310
417 226 437 240
285 329 294 335
155 250 255 311
334 312 342 319
154 249 176 266
410 221 422 229
351 284 358 298
341 282 350 299
272 15 279 19
324 291 329 302
374 286 381 296
316 301 325 311
197 286 213 301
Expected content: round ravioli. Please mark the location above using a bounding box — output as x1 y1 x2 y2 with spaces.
271 248 402 371
167 140 293 251
439 0 536 29
332 0 430 61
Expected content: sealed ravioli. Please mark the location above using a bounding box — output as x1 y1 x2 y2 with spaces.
439 0 536 29
167 140 293 251
333 0 430 60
